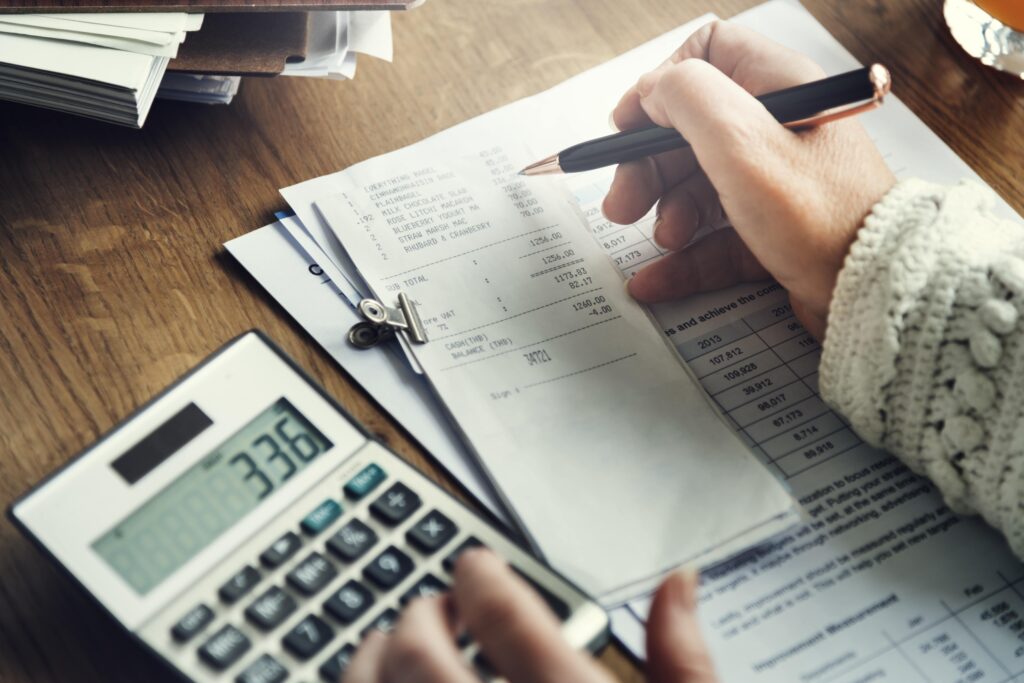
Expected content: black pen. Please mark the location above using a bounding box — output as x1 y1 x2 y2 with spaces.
519 64 891 176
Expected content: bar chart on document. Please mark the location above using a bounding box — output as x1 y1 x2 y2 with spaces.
569 165 1024 681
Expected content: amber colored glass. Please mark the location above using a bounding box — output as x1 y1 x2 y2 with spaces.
976 0 1024 30
945 0 1024 77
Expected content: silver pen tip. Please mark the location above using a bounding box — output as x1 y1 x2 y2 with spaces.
518 154 562 176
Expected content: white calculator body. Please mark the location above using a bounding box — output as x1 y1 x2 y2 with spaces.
10 331 608 683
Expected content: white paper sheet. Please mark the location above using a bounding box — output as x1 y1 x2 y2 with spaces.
0 11 203 57
348 10 392 61
0 15 186 45
0 32 158 90
30 12 201 34
0 22 188 57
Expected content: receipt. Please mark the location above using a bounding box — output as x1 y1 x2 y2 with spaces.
288 136 795 603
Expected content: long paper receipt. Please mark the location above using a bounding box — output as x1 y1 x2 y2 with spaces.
294 142 795 602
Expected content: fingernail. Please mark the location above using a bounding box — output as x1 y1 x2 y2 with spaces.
652 214 666 248
608 111 619 131
674 566 700 612
363 628 387 646
452 546 486 576
636 70 658 97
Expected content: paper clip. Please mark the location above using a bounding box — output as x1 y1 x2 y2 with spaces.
348 293 428 349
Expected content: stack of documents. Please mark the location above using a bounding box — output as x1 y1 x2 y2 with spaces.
0 8 395 126
226 1 1024 679
0 12 202 126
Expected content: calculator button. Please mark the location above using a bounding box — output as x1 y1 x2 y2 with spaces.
245 586 298 631
406 510 458 554
171 603 214 642
344 463 387 500
287 552 338 596
442 537 484 572
323 580 375 624
283 614 335 660
512 568 571 620
319 644 356 682
260 531 302 568
363 546 415 589
369 482 421 525
360 608 399 638
400 573 449 605
219 565 262 604
198 624 251 670
234 654 289 683
301 499 343 535
326 519 378 562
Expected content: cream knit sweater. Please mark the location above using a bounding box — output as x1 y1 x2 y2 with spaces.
820 178 1024 557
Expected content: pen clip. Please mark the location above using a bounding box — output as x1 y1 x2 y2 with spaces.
783 63 892 129
348 292 428 349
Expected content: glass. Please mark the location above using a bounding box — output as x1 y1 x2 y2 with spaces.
92 397 333 595
945 0 1024 78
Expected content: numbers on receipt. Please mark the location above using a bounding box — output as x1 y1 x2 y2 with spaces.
481 146 546 220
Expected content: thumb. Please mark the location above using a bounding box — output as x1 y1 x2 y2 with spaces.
646 568 718 683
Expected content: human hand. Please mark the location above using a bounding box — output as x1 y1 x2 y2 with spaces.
342 549 717 683
602 22 897 339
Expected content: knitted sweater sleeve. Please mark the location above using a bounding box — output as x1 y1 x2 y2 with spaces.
819 178 1024 556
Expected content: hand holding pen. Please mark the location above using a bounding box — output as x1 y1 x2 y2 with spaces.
526 21 898 340
520 64 889 175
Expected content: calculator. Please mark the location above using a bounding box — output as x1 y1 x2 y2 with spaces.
9 331 609 683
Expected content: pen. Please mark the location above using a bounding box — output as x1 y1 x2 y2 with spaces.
519 63 891 176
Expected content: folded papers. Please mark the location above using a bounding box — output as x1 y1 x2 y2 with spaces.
0 8 396 127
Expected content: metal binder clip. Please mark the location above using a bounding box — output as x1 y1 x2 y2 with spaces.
348 292 428 349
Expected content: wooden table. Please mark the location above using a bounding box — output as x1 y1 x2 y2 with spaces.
1 1 1021 681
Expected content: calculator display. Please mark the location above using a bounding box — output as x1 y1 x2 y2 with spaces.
92 398 333 595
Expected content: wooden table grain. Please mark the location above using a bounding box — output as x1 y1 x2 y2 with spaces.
0 1 1021 681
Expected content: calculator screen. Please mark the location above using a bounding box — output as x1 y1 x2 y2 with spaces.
92 398 334 595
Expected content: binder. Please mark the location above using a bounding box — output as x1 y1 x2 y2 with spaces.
0 0 421 12
167 12 310 75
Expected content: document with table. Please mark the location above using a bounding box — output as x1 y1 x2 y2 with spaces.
227 0 1024 680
